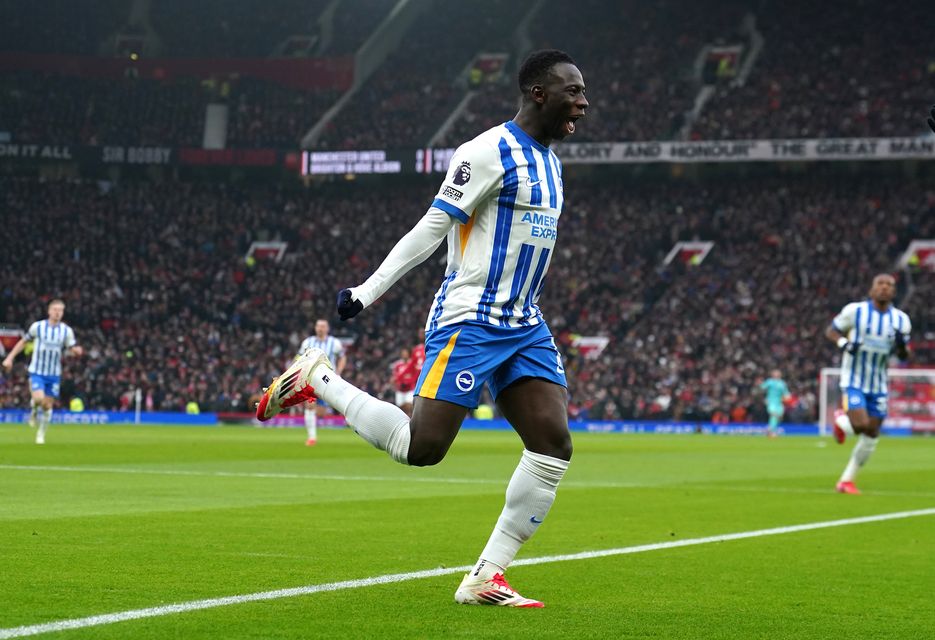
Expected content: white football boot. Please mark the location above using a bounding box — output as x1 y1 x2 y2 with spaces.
255 348 332 421
454 572 544 608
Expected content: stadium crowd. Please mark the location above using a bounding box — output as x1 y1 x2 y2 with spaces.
2 173 932 424
316 0 533 150
4 0 933 151
442 0 747 146
0 72 339 149
0 73 208 147
691 0 935 140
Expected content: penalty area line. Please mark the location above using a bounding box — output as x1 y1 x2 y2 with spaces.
1 508 934 639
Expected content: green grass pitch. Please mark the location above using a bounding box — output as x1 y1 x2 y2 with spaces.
1 422 933 639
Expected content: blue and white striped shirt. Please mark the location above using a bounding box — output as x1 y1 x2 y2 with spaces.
298 335 344 366
27 320 77 377
426 121 564 331
833 300 912 394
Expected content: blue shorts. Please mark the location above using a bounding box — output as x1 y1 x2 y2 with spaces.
842 387 887 419
414 320 567 409
29 374 61 399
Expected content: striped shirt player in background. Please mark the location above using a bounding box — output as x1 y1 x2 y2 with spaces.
297 319 346 446
2 299 83 444
257 50 588 606
825 274 911 494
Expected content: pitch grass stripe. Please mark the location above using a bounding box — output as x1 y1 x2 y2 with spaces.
4 465 935 498
0 464 505 486
1 509 933 639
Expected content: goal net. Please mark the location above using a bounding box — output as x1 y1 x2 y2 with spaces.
819 368 935 436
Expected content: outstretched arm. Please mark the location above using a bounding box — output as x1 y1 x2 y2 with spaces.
338 207 455 319
2 337 28 370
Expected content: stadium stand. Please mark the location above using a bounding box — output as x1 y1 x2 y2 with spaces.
320 0 398 56
443 0 747 145
0 0 131 55
2 174 931 422
0 72 208 146
150 0 330 58
225 79 339 149
0 72 340 148
691 0 935 139
1 1 933 426
316 0 535 149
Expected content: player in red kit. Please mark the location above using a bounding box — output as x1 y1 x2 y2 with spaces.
392 347 418 416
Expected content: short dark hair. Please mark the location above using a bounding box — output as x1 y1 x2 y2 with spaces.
518 49 576 94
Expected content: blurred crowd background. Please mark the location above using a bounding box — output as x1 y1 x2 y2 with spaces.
1 0 933 422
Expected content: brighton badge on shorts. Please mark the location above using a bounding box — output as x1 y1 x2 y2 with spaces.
455 370 475 392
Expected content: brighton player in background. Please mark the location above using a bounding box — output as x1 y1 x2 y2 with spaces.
297 318 346 446
257 49 587 606
758 369 790 438
826 274 911 494
2 299 82 444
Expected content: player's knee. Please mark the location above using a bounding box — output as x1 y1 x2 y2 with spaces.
406 439 448 467
528 427 573 462
406 423 452 467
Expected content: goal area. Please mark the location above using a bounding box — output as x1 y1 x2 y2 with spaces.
819 368 935 436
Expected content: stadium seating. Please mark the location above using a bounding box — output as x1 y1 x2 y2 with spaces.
443 0 747 145
0 72 208 146
316 0 535 149
0 73 338 149
2 175 932 422
2 1 934 421
0 0 130 55
150 0 330 58
691 0 935 139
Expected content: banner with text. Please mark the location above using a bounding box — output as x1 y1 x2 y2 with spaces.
552 137 935 164
0 143 280 167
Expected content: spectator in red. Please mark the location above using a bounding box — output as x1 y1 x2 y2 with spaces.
391 347 418 416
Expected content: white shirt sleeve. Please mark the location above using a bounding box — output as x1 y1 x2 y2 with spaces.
831 303 859 336
349 207 455 308
429 138 503 224
27 322 39 339
65 326 77 348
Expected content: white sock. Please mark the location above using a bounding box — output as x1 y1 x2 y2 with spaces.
304 408 317 440
309 366 410 464
473 450 569 576
29 399 39 423
840 434 878 483
835 412 855 436
37 408 52 441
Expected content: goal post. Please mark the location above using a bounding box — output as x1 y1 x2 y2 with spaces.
819 368 935 436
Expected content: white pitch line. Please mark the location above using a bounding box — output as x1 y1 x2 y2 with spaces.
0 507 933 639
0 464 652 489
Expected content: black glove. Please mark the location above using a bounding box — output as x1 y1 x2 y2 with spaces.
894 330 907 350
336 288 363 321
929 105 935 134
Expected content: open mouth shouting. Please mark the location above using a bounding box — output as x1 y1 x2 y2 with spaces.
561 114 584 138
